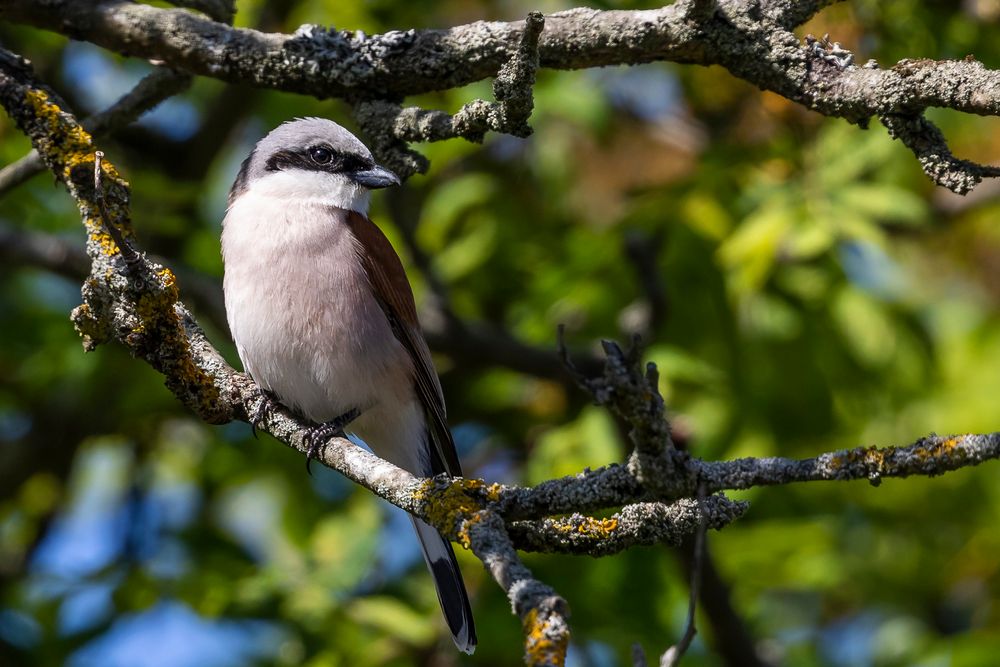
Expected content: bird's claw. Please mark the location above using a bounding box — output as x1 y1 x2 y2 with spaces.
304 408 360 475
250 388 279 438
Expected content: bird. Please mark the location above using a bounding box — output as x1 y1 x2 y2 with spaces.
220 117 476 653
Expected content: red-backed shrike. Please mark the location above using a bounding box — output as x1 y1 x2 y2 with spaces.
221 118 476 653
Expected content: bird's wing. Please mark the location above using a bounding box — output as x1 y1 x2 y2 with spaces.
345 210 463 476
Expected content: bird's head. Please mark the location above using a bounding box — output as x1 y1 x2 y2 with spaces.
228 117 399 215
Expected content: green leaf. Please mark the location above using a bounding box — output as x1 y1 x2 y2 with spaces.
346 596 437 646
432 210 497 281
309 493 380 592
718 206 793 293
832 287 897 367
417 173 496 251
835 183 928 226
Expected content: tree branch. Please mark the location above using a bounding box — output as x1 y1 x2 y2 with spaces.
0 66 190 197
7 23 1000 660
880 112 1000 195
0 1 695 98
353 11 544 177
0 51 701 664
6 0 1000 192
467 511 571 666
492 431 1000 521
506 494 745 556
660 486 707 667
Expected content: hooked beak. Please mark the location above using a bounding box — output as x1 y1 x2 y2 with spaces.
350 164 400 189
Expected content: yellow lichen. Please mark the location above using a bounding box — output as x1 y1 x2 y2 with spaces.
829 445 885 471
522 608 568 667
829 436 970 476
864 447 886 468
20 87 225 423
91 230 121 257
485 482 503 503
548 515 618 539
577 516 618 537
24 89 93 180
414 478 486 549
910 435 968 464
25 89 134 257
122 268 224 421
157 267 177 288
457 512 485 549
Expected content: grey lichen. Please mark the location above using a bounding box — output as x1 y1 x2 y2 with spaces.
7 0 1000 193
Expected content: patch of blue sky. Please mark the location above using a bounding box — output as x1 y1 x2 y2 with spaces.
593 65 683 121
58 581 116 636
30 504 128 580
373 503 423 583
839 241 908 300
149 477 201 530
62 42 199 141
820 611 881 667
29 445 137 583
67 601 286 667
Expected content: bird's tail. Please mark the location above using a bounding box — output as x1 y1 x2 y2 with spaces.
410 516 477 653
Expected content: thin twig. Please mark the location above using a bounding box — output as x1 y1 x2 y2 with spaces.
0 67 190 197
660 484 707 667
93 151 140 267
353 11 545 177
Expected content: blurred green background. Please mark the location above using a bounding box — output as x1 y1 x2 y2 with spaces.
3 1 1000 665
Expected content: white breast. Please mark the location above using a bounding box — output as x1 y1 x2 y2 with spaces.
221 188 411 427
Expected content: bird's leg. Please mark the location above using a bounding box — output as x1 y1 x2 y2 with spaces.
250 387 280 438
304 408 360 475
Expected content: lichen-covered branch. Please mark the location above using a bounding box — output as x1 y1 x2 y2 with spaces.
490 432 1000 521
880 113 1000 194
0 66 191 197
7 30 1000 662
560 334 678 494
353 11 544 177
5 0 1000 192
467 512 570 666
506 495 746 556
0 56 217 426
697 432 1000 491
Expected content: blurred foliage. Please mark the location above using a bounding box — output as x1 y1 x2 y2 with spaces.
3 1 1000 666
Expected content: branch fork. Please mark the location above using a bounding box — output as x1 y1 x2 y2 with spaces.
9 5 1000 661
353 12 544 178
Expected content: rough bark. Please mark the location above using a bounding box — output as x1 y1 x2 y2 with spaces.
5 1 1000 664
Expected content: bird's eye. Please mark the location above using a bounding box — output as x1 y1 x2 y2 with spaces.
308 146 333 164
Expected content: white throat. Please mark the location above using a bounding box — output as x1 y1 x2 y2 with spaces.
241 169 371 215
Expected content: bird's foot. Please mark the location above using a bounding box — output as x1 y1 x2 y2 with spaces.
304 408 360 475
250 388 280 438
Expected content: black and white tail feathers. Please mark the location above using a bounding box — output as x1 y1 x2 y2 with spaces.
411 517 477 653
